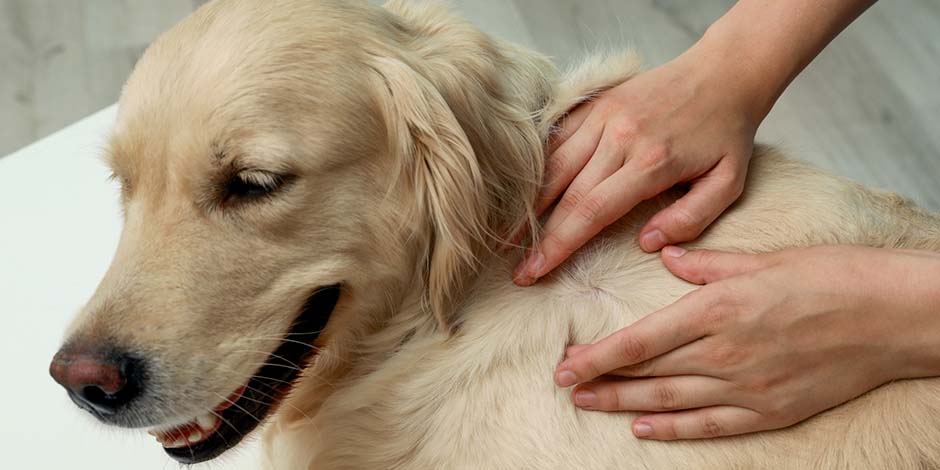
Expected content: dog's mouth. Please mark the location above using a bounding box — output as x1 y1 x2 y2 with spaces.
151 285 341 464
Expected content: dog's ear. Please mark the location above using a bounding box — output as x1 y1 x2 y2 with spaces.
369 56 488 332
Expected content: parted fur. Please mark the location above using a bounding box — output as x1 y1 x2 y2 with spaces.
67 0 940 469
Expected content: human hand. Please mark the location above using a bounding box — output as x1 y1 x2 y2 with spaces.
555 245 940 440
513 42 762 286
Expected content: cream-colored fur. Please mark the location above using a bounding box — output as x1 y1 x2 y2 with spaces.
62 0 940 469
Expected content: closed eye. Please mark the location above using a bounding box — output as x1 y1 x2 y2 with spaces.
223 170 292 204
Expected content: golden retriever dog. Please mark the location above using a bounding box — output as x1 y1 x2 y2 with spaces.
49 0 940 468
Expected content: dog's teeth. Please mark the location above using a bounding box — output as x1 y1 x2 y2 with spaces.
152 412 219 449
196 413 218 431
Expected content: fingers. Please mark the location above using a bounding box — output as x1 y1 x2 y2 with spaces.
661 247 769 285
632 406 765 440
572 376 736 412
517 162 674 285
537 108 602 216
546 102 594 156
539 134 629 239
638 156 746 252
554 291 708 386
566 341 706 379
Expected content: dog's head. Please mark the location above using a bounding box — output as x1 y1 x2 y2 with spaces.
48 0 555 464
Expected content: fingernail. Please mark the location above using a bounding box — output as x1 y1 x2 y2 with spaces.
640 230 667 251
526 252 545 277
574 390 597 408
556 370 577 387
662 245 687 258
634 423 653 438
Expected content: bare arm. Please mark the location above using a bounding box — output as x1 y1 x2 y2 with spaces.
706 0 877 124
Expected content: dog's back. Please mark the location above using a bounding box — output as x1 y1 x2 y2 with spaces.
269 149 940 470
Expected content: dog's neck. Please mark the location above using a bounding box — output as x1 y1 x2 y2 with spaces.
277 1 644 428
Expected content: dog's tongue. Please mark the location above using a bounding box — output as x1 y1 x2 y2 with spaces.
149 385 247 448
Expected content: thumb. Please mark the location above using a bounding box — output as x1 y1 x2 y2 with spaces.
638 157 745 252
661 247 768 285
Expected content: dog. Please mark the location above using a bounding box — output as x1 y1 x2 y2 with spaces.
49 0 940 468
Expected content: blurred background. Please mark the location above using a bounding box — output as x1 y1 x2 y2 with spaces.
1 0 938 207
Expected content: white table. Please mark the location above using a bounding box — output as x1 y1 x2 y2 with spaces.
0 106 259 469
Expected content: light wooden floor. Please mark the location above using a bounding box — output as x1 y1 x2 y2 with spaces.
2 0 938 208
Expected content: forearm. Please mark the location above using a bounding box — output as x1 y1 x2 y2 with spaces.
690 0 875 123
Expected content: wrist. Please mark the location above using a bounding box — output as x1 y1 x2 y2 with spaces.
869 250 940 380
686 21 783 128
901 253 940 378
690 0 875 129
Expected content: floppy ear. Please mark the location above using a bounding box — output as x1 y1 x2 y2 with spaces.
369 56 488 332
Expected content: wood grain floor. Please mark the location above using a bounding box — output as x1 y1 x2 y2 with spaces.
2 0 937 208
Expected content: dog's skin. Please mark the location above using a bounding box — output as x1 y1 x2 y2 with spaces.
53 0 940 468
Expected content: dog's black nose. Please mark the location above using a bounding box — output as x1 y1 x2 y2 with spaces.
49 349 142 416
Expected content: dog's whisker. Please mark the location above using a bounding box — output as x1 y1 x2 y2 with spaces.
201 360 315 422
228 349 306 371
225 346 354 368
209 408 241 442
278 329 327 338
238 337 330 349
233 360 305 373
226 340 354 365
212 392 264 426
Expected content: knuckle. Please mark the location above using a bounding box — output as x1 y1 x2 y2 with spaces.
714 160 747 198
663 420 680 440
610 119 642 142
702 414 725 437
699 304 730 331
581 355 604 378
705 344 744 368
546 153 571 179
653 382 682 411
615 333 648 363
761 401 788 424
668 205 705 237
745 374 776 395
574 195 606 226
636 144 672 171
558 188 586 213
606 385 626 410
747 370 789 395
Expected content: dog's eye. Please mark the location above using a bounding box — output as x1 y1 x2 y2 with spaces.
224 170 289 203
